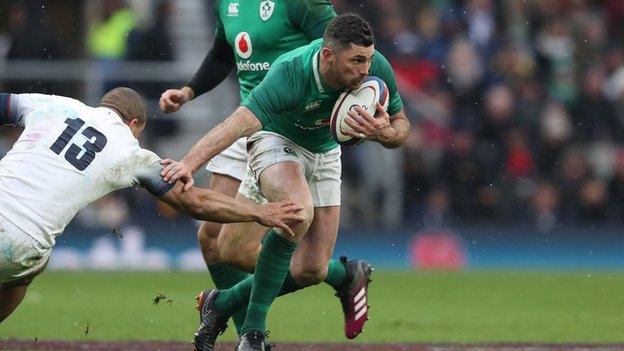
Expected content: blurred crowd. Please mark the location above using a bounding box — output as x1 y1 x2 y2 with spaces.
2 0 624 232
337 0 624 231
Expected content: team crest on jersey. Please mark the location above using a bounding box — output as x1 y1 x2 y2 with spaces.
227 3 239 16
259 0 275 21
235 32 253 59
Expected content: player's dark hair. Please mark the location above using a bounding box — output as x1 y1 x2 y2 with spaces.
99 87 147 125
323 14 375 51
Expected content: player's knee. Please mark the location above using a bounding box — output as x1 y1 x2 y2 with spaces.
288 205 315 238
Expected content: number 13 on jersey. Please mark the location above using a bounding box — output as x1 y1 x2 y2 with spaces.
50 117 108 171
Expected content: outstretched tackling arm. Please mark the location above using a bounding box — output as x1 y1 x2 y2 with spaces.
136 156 303 236
160 106 262 190
157 183 303 237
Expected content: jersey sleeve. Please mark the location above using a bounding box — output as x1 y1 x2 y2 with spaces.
213 0 226 40
0 93 56 126
285 0 336 41
187 33 235 97
370 51 404 116
0 93 20 126
242 61 302 126
131 149 176 196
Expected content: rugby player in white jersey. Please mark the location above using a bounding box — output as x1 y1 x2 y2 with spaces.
0 87 304 323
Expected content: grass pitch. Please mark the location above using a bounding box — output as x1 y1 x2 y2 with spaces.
1 270 623 343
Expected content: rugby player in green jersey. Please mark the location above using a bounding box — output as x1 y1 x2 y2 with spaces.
160 0 371 342
162 14 410 351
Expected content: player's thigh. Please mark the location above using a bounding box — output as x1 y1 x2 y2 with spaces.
247 131 314 207
246 132 317 235
0 218 50 286
208 173 241 197
290 205 341 284
259 161 312 204
259 161 314 237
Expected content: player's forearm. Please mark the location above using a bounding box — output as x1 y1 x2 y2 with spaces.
182 107 262 173
186 34 235 98
191 189 261 223
161 184 262 223
181 123 240 173
379 115 410 149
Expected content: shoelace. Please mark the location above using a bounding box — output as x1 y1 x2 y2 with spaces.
244 330 271 350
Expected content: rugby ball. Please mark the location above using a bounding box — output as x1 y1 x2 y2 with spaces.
330 76 389 146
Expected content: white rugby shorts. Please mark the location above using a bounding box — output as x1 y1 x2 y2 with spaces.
0 214 51 284
239 131 341 207
206 137 248 181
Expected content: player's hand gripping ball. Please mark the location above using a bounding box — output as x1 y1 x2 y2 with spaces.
330 76 389 146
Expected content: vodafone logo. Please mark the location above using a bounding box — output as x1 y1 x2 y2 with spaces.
235 32 253 59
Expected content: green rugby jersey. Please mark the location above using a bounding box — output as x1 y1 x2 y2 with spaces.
243 39 404 153
214 0 336 101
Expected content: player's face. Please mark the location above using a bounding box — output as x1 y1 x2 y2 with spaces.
330 44 375 90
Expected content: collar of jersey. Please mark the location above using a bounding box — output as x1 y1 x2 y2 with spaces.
312 50 339 94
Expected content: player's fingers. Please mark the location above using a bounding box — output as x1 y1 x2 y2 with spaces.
160 162 175 177
162 166 180 182
283 204 304 214
277 221 296 237
343 129 361 137
168 171 183 184
279 201 303 211
375 102 389 119
286 214 306 222
354 106 374 120
182 178 194 192
159 98 167 112
348 109 373 128
160 93 181 113
344 117 365 133
161 93 173 105
161 99 175 112
344 128 366 140
355 106 375 124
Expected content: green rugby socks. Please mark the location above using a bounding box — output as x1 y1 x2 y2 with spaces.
241 229 297 333
207 262 249 334
323 258 348 290
213 258 348 317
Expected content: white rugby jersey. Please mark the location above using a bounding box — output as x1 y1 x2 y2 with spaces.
0 93 173 248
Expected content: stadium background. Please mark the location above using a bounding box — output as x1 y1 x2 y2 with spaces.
2 0 624 270
1 0 624 347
